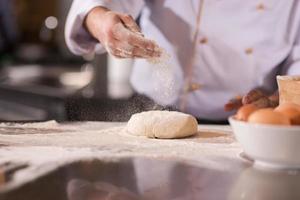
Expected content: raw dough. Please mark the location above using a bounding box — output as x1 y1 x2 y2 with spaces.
127 111 198 139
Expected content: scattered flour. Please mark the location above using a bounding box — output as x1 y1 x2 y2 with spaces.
147 44 175 100
0 122 241 193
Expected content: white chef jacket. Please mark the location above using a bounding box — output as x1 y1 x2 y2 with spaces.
65 0 300 120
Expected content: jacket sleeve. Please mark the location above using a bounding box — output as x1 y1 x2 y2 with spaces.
65 0 145 55
281 42 300 75
280 6 300 76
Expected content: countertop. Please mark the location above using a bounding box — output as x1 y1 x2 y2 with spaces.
0 121 299 200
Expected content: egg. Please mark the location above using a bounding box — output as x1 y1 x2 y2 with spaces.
275 102 300 111
275 103 300 125
248 108 291 125
236 104 258 121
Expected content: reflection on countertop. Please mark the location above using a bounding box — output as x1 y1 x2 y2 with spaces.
229 167 300 200
0 157 241 200
0 157 300 200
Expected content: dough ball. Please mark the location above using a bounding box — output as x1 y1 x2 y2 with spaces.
127 111 198 139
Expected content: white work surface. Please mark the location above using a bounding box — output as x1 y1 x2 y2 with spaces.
0 121 240 161
1 122 298 200
0 121 255 200
0 121 241 184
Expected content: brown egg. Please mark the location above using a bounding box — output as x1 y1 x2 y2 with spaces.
248 108 291 125
275 103 300 125
236 104 258 121
275 102 300 111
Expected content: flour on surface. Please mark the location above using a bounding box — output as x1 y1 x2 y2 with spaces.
0 122 241 192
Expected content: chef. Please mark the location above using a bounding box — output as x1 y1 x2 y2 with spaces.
65 0 300 121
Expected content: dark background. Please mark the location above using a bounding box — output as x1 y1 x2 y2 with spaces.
0 0 137 122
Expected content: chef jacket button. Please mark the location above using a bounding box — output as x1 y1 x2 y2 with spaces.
245 48 253 55
256 3 266 11
185 83 203 92
199 37 208 44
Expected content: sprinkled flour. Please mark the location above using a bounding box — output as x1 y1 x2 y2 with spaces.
0 122 242 192
147 44 175 100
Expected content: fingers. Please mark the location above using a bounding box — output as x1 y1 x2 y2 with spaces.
129 37 161 58
111 23 161 58
242 89 265 104
226 89 277 112
105 39 158 59
243 89 273 108
119 14 141 34
251 97 270 108
126 33 161 57
224 96 243 111
268 92 279 107
89 10 162 59
132 45 163 58
105 40 132 58
108 49 130 58
107 40 160 59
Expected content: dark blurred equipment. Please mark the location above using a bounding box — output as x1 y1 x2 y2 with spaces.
0 0 19 56
0 0 80 121
0 0 138 122
14 0 64 62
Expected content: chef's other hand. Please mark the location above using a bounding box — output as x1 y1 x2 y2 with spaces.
85 6 161 59
224 89 279 111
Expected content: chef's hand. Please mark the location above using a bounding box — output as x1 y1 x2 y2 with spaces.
224 89 279 111
85 6 161 58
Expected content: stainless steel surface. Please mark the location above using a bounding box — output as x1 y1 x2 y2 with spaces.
1 157 241 200
0 122 299 200
0 157 300 200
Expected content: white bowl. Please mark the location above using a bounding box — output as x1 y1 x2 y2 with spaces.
229 117 300 169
